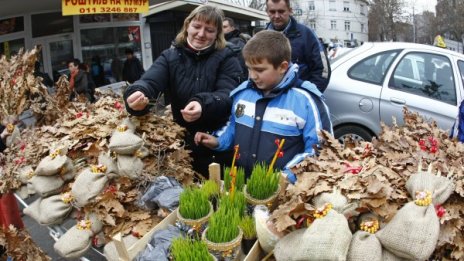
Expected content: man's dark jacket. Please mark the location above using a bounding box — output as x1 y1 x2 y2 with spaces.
266 16 331 92
123 57 145 84
225 29 248 81
74 70 88 94
124 44 242 135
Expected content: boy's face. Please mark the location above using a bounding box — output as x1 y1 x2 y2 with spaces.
247 58 288 93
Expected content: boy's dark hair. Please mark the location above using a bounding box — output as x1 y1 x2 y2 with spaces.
67 58 81 67
125 48 134 55
242 30 291 68
266 0 291 9
224 17 236 28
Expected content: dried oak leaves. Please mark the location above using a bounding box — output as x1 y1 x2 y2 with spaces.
272 108 464 260
0 225 50 261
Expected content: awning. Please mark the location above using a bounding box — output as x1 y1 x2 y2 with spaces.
143 0 268 21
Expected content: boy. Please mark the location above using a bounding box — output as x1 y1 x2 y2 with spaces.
194 30 331 183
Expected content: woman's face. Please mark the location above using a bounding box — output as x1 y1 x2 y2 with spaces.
186 19 218 50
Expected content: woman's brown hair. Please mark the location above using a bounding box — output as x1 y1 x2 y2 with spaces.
175 5 226 49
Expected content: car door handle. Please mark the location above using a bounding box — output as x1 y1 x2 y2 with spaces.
390 97 406 105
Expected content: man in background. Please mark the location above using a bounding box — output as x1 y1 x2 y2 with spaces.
122 48 144 84
223 17 248 80
265 0 331 92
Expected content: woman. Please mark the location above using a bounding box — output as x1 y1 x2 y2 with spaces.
124 5 242 177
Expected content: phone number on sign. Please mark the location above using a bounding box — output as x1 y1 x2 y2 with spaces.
79 7 138 13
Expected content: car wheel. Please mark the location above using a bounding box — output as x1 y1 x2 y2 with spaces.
334 125 373 143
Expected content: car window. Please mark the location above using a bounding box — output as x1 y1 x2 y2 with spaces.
348 50 399 85
389 52 456 105
458 60 464 87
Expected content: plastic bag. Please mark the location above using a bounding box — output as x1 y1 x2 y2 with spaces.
140 176 182 210
254 205 283 254
135 225 182 261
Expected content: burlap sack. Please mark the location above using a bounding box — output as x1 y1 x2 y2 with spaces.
23 197 42 223
29 175 64 197
347 231 382 261
382 249 410 261
60 158 76 181
116 155 143 179
72 168 108 207
406 171 454 205
15 185 30 199
109 118 143 155
294 210 352 260
103 235 139 261
5 125 20 147
53 213 103 259
274 228 306 261
313 190 348 211
54 226 92 259
98 152 118 178
17 165 34 184
38 193 73 225
376 201 439 260
35 153 68 176
377 171 453 260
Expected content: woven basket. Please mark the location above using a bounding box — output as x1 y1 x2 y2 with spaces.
177 202 213 234
202 227 243 261
243 184 280 210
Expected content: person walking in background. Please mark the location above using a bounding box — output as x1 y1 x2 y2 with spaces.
33 61 54 89
122 48 144 84
68 59 95 103
124 5 242 177
265 0 331 93
90 55 105 87
223 17 248 80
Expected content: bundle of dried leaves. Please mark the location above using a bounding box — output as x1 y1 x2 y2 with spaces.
271 108 464 260
0 225 50 261
0 47 45 117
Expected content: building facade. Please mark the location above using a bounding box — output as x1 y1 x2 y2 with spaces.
292 0 369 47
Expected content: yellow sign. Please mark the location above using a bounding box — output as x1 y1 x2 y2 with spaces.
434 35 447 48
62 0 149 15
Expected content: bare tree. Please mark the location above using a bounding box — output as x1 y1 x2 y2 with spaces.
368 0 404 41
415 11 438 45
436 0 464 48
248 0 266 10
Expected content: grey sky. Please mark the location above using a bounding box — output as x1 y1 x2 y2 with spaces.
403 0 437 13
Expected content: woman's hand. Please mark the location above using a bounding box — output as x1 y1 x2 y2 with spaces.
126 91 149 111
194 132 219 149
181 101 202 122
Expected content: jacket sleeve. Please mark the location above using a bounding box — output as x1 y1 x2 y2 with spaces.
190 54 241 124
214 106 237 151
303 27 331 93
124 52 170 116
282 97 322 184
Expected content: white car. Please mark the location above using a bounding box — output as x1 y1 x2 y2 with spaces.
325 42 464 141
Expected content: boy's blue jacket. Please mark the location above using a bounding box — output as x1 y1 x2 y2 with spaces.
214 64 332 182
